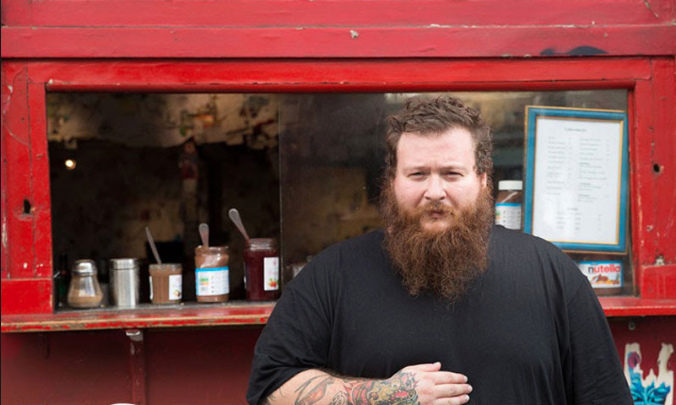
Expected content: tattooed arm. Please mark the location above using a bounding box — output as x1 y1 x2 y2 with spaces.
262 362 471 405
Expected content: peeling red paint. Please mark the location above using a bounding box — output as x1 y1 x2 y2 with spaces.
2 26 675 58
1 303 276 332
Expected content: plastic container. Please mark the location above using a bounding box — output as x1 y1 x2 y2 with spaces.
244 238 280 301
67 260 104 309
195 246 230 303
149 263 183 304
495 180 523 230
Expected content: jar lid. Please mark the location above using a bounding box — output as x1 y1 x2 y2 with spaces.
149 263 182 271
195 246 229 254
72 260 97 276
110 258 140 270
247 238 276 249
498 180 523 191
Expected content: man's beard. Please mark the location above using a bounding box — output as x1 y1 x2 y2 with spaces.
380 182 494 302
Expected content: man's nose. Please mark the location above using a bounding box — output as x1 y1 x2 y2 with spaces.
424 175 446 201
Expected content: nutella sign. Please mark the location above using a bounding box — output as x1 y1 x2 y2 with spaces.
577 261 623 289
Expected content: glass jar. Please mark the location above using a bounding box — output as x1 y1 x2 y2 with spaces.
572 253 626 296
244 238 280 301
150 263 183 304
67 260 104 309
195 246 230 303
495 180 523 230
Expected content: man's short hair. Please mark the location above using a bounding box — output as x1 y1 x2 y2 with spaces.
385 96 493 178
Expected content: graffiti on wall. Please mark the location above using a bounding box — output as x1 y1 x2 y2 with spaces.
625 343 674 405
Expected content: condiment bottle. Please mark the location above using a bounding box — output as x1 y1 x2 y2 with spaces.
67 260 104 309
195 246 230 303
149 263 183 304
244 238 280 301
495 180 523 230
109 258 141 308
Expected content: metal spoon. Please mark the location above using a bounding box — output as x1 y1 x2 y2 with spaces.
199 223 209 248
228 208 250 241
145 226 162 264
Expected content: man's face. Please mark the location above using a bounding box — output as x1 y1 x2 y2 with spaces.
392 128 487 233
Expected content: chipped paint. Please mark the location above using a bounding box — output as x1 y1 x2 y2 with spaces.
350 30 358 39
7 129 29 147
656 255 666 266
643 0 660 19
2 220 7 251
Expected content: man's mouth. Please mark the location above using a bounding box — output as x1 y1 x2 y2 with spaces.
426 210 448 220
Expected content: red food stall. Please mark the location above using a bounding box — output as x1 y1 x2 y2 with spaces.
1 1 675 403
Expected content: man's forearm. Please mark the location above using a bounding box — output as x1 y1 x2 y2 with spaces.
263 369 419 405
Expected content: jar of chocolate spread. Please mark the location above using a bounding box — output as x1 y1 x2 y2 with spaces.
149 263 183 304
495 180 523 231
244 238 280 301
195 246 230 303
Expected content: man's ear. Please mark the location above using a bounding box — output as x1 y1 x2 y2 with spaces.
480 172 488 189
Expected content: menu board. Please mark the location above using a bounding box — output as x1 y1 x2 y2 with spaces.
524 107 629 253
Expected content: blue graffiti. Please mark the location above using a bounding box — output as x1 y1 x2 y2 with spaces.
629 364 671 405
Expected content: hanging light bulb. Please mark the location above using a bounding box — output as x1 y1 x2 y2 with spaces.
65 159 77 170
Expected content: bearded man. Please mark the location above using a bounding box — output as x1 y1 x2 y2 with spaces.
247 97 632 405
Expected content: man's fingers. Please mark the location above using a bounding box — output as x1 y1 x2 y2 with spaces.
434 383 473 398
404 362 442 372
430 371 468 385
433 395 470 405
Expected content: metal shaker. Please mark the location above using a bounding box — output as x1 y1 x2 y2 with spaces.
109 258 140 308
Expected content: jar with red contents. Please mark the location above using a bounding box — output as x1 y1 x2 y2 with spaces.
243 238 280 301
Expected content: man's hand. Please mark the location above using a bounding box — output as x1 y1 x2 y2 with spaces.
263 362 471 405
390 362 471 405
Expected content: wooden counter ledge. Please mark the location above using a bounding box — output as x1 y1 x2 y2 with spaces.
1 301 276 333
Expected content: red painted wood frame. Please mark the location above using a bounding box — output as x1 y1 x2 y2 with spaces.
2 0 675 59
2 58 675 316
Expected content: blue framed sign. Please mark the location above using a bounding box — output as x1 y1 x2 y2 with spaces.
524 106 629 253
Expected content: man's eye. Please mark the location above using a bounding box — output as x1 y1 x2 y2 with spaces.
445 172 461 177
409 172 424 178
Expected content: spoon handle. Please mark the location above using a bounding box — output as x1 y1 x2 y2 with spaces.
199 223 210 248
228 208 250 241
145 227 162 265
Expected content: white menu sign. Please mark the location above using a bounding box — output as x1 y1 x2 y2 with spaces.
532 117 623 245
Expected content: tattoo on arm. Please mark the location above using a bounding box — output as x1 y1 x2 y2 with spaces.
295 376 336 405
292 371 419 405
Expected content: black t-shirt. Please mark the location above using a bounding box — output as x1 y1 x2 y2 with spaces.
247 226 631 405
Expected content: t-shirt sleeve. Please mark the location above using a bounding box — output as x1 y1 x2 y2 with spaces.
246 255 336 405
564 272 633 404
